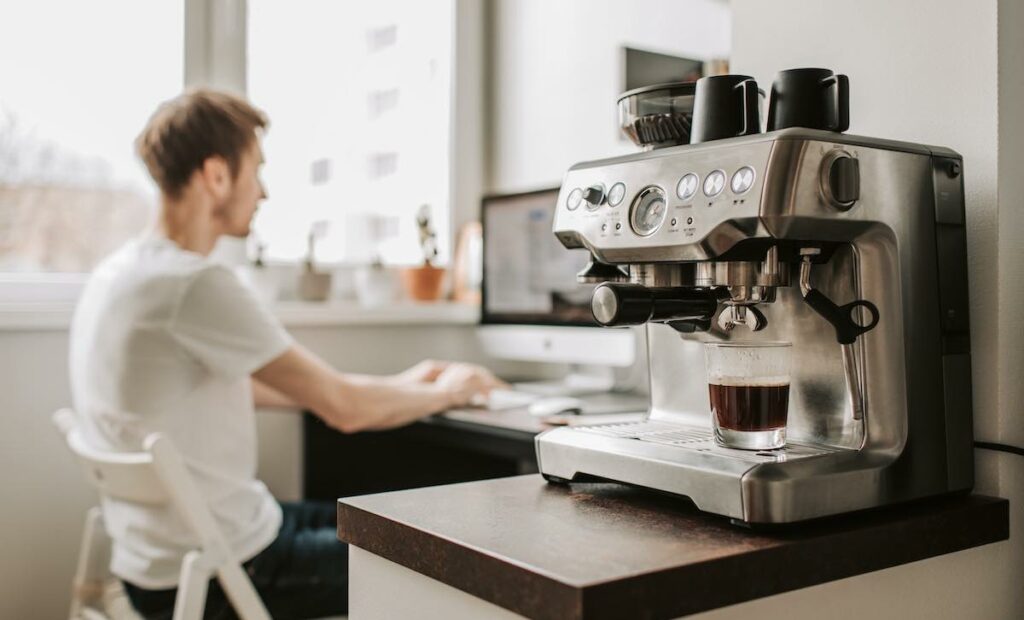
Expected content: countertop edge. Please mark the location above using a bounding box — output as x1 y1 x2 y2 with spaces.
338 501 583 620
579 495 1010 618
338 483 1009 620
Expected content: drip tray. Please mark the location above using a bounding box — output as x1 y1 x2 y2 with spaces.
572 420 845 464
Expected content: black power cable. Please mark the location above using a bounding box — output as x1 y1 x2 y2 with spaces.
975 441 1024 458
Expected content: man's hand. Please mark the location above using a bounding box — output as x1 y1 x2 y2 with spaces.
434 362 507 407
394 359 450 384
254 347 509 433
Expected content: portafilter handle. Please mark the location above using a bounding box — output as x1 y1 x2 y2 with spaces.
591 282 720 329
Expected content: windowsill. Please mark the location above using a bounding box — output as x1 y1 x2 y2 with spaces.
0 300 480 331
271 300 480 327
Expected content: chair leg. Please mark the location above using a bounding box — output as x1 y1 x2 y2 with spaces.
70 507 112 618
216 562 271 620
172 551 211 620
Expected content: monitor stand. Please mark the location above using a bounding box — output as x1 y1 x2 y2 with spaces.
513 364 617 397
511 365 649 415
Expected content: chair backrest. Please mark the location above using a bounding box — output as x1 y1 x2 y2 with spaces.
54 409 170 505
53 408 227 552
54 409 273 620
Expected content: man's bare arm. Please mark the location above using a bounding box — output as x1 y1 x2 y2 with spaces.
251 345 501 433
252 379 297 408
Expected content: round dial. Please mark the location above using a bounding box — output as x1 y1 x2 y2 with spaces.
629 186 668 237
566 188 583 211
676 173 699 201
703 169 726 197
730 166 756 194
607 182 626 207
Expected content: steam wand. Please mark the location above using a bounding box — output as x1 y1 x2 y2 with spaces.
799 249 880 421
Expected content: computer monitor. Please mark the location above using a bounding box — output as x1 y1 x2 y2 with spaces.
478 188 644 395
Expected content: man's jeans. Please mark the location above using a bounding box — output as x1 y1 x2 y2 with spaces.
123 501 348 620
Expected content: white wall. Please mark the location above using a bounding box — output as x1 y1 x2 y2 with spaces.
997 0 1024 453
728 0 1022 616
488 0 731 193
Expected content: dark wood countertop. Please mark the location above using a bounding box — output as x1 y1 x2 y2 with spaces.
337 475 1009 620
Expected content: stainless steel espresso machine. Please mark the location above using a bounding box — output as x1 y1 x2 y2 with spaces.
535 69 974 525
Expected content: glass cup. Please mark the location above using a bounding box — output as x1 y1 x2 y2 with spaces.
704 342 792 450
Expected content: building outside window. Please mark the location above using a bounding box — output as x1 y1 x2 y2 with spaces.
0 0 183 277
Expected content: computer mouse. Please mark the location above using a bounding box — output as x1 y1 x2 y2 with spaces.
527 397 585 417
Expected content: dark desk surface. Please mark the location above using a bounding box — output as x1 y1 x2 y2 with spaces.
337 475 1009 620
424 407 646 450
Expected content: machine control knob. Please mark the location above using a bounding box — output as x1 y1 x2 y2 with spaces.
703 170 726 197
820 150 860 210
566 188 583 211
607 182 626 207
583 184 606 210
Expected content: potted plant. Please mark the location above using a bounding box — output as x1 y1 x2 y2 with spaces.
399 204 446 302
298 220 333 301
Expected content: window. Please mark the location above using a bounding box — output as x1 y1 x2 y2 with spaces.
0 0 184 274
247 0 454 266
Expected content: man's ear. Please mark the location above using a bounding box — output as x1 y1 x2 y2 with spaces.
200 156 232 201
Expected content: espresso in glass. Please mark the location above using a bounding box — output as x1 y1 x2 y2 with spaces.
704 342 792 450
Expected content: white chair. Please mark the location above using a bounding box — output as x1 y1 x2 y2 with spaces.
53 408 272 620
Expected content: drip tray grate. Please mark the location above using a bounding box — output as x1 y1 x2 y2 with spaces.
572 420 844 463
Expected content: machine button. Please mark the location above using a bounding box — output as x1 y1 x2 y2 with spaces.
583 184 606 211
730 166 756 194
703 170 726 197
820 151 860 210
567 188 583 211
676 173 699 201
608 182 626 207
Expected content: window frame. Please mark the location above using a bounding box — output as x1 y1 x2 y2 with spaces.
0 0 484 323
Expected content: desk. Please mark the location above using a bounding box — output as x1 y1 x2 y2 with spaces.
302 406 644 500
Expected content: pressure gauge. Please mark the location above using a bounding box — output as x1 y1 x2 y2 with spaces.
629 186 668 237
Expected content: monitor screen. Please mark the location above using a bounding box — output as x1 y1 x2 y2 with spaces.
481 188 597 326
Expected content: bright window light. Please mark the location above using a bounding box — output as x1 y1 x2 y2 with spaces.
0 0 184 273
247 0 453 266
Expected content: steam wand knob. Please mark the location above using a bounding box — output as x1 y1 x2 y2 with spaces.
799 252 880 421
799 254 880 345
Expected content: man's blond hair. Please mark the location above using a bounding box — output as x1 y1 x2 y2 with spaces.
136 89 267 198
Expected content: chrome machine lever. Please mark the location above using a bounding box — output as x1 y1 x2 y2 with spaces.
799 250 880 421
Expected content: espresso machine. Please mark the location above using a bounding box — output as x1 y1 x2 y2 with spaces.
535 69 974 525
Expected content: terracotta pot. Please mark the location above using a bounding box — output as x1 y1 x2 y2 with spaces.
298 269 332 301
400 263 446 301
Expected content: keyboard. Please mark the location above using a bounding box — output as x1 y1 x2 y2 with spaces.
476 389 539 411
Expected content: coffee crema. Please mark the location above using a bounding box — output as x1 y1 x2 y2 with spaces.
708 382 790 432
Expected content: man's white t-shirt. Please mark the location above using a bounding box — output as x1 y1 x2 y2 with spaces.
69 234 293 589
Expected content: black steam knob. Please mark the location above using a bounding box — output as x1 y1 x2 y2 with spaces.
591 283 720 327
582 184 606 210
821 150 860 210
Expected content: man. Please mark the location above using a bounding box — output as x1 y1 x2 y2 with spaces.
69 89 503 619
